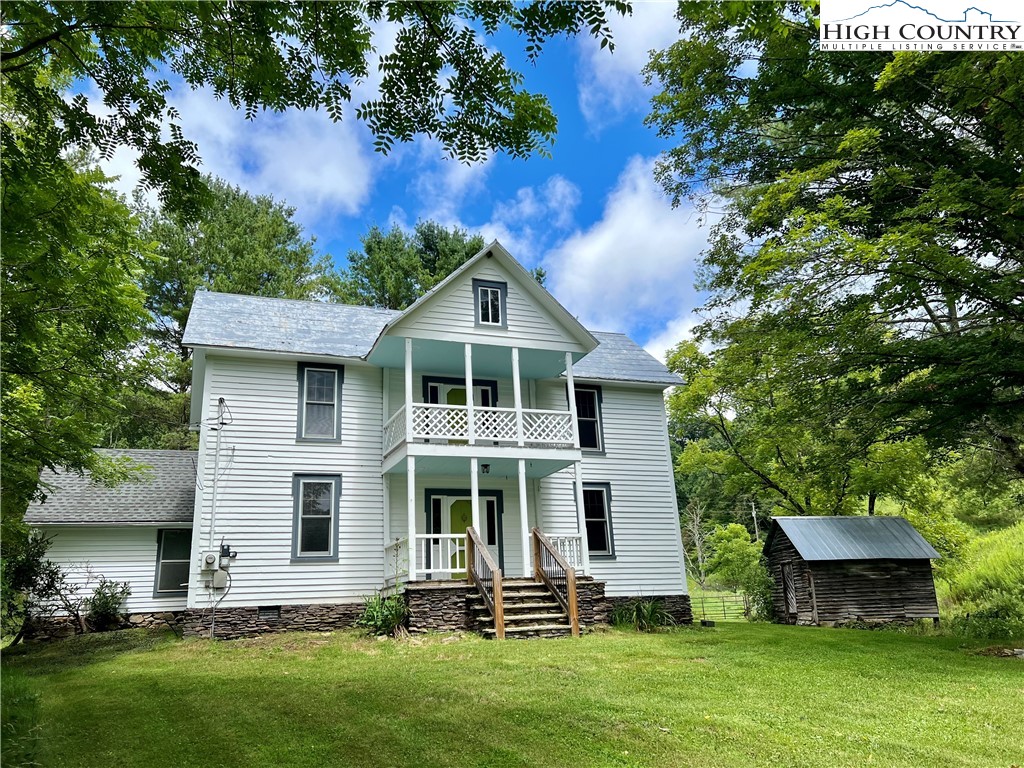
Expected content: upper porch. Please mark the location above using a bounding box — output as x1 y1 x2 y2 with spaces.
378 335 587 463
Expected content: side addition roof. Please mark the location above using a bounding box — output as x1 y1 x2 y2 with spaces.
25 449 198 526
765 516 940 561
183 292 400 359
573 332 683 386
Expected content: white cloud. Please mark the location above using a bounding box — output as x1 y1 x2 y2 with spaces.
643 313 702 363
576 1 680 129
543 155 715 348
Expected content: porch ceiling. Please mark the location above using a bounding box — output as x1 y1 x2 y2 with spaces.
369 337 574 379
384 454 575 480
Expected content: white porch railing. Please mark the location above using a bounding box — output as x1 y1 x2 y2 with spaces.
548 535 584 570
384 537 409 586
383 404 574 454
413 533 468 579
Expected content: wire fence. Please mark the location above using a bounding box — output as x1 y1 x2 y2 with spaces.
694 593 749 622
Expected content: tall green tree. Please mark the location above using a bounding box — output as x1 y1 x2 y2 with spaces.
1 146 150 514
339 221 487 310
1 1 630 216
646 4 1024 477
105 177 341 449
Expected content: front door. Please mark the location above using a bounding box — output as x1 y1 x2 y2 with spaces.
426 492 504 576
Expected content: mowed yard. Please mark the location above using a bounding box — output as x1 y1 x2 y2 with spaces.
2 624 1021 768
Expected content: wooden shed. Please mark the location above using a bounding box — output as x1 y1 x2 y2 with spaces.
762 517 940 626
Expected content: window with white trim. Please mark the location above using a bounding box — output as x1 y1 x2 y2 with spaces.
472 279 507 328
292 475 341 560
583 484 614 557
297 363 343 440
154 529 191 597
574 386 603 451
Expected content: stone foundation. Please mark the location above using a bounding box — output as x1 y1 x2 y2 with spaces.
181 603 363 640
22 611 184 642
606 594 694 625
404 582 473 633
575 577 610 628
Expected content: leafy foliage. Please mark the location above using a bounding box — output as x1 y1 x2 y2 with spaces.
610 598 675 632
0 530 52 641
944 523 1024 641
1 1 630 215
356 592 407 637
86 578 132 632
647 6 1024 478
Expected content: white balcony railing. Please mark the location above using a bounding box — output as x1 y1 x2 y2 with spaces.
383 404 574 454
548 535 584 570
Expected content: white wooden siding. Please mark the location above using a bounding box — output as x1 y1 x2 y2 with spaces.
189 356 385 609
36 525 190 613
537 381 687 597
388 262 587 351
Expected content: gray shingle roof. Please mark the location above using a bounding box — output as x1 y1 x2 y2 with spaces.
25 450 197 526
767 516 940 561
183 291 400 359
574 332 683 386
182 293 681 386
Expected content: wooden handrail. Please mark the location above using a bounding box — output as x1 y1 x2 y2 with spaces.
532 528 580 637
467 526 504 639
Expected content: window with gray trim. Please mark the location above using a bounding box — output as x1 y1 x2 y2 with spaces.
154 528 191 597
292 474 341 560
297 363 344 440
472 279 507 328
574 386 603 451
583 485 614 557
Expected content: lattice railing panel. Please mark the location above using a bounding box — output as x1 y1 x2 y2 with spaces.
476 407 517 442
523 410 574 446
383 407 406 454
411 404 468 440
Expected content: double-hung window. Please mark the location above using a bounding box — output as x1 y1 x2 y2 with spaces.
297 363 344 441
154 528 192 597
473 279 507 328
292 474 341 561
583 484 615 558
574 386 603 451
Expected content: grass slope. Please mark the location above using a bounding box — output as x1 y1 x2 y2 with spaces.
2 624 1022 768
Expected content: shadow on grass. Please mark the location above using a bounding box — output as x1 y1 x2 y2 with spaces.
2 627 180 677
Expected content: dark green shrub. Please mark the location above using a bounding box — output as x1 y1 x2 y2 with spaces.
356 592 407 637
86 578 131 631
611 598 675 632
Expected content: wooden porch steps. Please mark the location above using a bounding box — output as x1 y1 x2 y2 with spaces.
470 579 573 639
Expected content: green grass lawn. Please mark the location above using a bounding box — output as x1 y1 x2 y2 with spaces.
2 624 1022 768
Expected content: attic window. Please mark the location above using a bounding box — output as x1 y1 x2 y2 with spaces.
473 279 507 328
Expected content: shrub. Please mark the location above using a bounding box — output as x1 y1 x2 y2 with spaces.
356 592 407 637
86 578 131 631
611 598 675 632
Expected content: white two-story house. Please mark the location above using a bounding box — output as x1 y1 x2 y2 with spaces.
27 243 688 639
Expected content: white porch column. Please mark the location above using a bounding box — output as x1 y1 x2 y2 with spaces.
518 459 530 577
407 456 417 581
404 338 414 441
574 461 591 575
565 351 580 449
382 473 391 544
511 347 525 447
470 458 481 533
465 343 475 444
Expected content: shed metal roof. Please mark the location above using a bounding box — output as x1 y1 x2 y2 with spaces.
765 516 940 561
25 449 197 526
183 294 682 386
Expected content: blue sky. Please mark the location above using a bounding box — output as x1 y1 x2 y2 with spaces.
97 2 711 360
